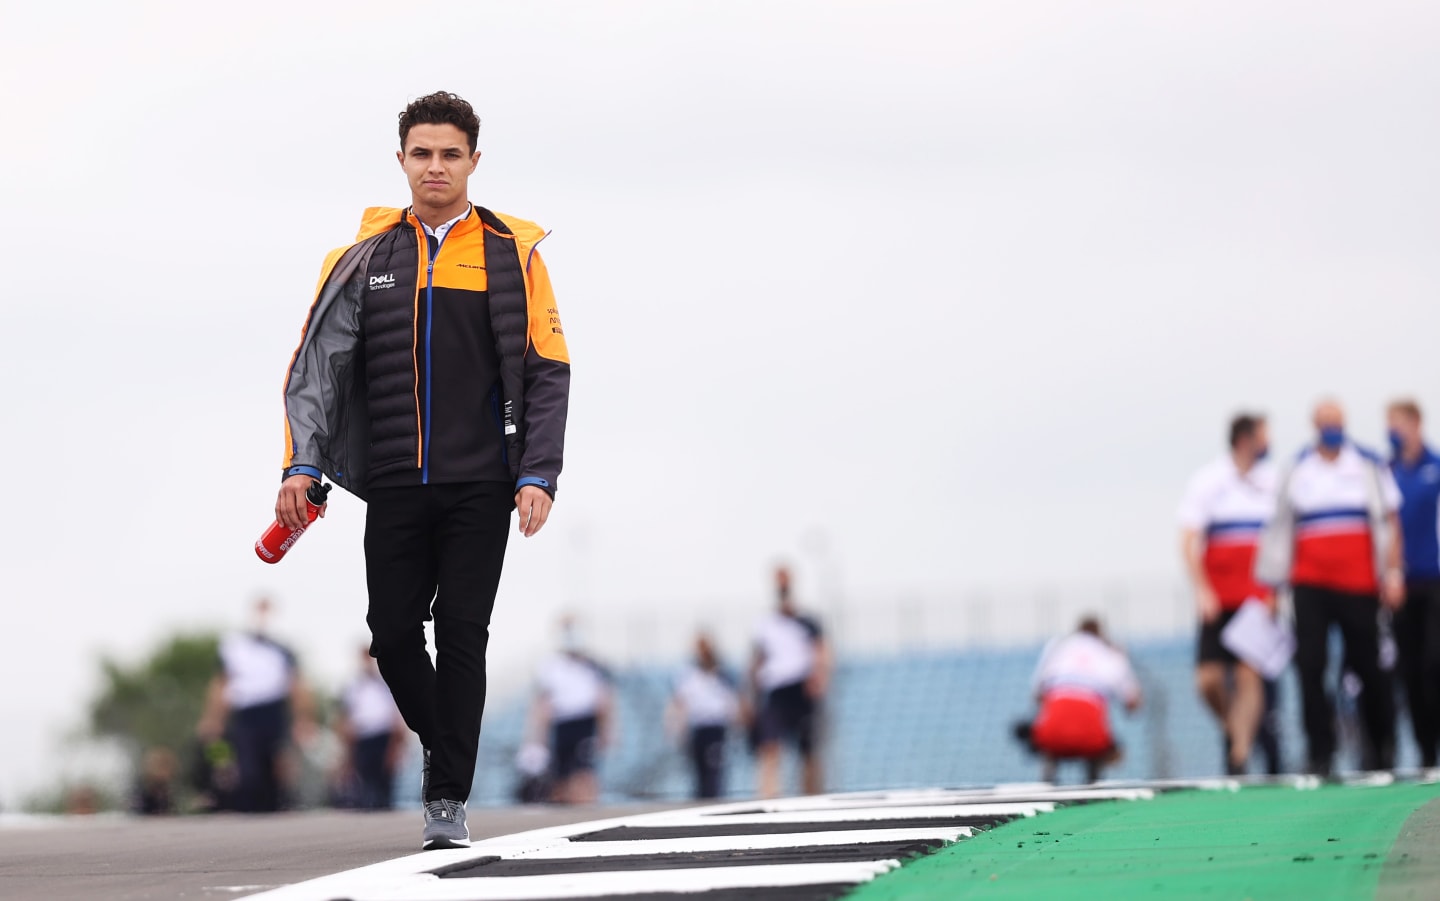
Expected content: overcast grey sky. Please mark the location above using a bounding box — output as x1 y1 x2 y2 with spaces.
1 0 1437 805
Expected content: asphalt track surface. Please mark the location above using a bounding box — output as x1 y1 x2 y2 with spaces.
0 804 685 901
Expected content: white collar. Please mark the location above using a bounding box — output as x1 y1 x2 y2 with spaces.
421 206 471 243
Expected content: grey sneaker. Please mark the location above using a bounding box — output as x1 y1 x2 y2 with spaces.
422 799 469 850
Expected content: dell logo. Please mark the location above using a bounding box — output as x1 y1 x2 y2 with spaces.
368 273 396 291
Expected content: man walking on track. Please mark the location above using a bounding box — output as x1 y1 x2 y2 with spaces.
197 599 315 813
668 633 741 800
275 91 570 849
1257 400 1403 776
530 618 615 805
1178 413 1277 775
751 566 831 799
1387 399 1440 768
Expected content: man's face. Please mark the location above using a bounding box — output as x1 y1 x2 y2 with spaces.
1314 403 1345 433
1249 421 1270 458
1388 409 1421 445
397 123 478 210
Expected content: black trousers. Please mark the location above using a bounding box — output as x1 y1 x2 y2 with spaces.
365 482 512 803
1293 584 1395 772
1396 579 1440 767
352 732 395 810
227 699 289 812
690 725 727 799
1257 678 1283 776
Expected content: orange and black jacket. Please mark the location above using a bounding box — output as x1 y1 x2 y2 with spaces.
281 205 569 500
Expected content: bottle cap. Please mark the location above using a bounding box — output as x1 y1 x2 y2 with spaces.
306 482 333 506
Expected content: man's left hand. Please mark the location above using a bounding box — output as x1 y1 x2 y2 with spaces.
515 486 553 538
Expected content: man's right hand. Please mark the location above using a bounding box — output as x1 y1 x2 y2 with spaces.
276 474 324 530
1196 584 1221 624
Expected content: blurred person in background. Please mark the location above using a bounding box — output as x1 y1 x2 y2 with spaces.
667 632 741 799
132 747 178 815
1019 616 1142 784
334 644 408 810
1178 413 1278 775
1387 399 1440 768
529 617 614 804
196 599 316 812
751 566 831 798
512 742 553 804
1257 400 1404 775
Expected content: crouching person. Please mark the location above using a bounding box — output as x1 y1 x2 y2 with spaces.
1018 616 1142 783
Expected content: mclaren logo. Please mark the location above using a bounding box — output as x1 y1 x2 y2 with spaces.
368 273 396 291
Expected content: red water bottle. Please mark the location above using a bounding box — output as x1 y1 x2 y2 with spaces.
255 481 332 563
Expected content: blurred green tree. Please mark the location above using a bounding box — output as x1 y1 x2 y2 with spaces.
88 632 219 770
23 633 223 814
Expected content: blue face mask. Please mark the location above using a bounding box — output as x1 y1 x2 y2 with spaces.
1389 430 1405 454
1319 426 1346 450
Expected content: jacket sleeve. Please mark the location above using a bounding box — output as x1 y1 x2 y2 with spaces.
1254 463 1296 587
281 246 365 481
516 248 570 496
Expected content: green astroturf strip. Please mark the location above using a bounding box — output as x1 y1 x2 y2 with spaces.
843 784 1440 901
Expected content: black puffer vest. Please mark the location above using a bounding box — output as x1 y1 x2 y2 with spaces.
357 206 530 487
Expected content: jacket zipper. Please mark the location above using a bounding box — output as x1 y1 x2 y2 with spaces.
421 229 449 484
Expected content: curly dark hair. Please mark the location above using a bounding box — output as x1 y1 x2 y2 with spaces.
398 92 480 153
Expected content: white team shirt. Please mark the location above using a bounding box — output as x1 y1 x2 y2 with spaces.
673 665 740 728
1031 632 1140 707
754 612 822 691
1177 456 1277 534
342 672 400 740
1286 444 1401 519
538 653 610 723
219 632 295 709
